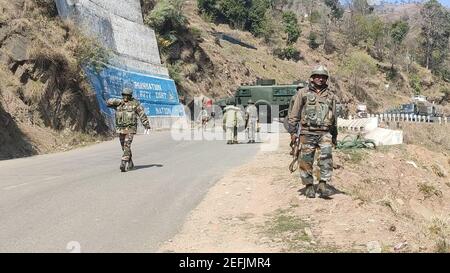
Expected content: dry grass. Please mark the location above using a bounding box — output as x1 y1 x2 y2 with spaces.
428 217 450 253
0 66 21 88
349 184 373 203
403 124 450 154
418 182 443 199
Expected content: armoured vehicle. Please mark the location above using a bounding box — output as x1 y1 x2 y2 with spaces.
215 79 307 123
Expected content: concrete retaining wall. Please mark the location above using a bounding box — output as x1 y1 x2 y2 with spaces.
109 15 162 67
85 0 143 23
54 0 168 76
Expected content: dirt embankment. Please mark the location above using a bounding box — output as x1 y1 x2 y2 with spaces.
159 132 450 253
0 0 111 160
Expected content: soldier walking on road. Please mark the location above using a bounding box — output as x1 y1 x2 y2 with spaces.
287 66 339 198
107 88 151 172
223 99 244 144
245 99 258 143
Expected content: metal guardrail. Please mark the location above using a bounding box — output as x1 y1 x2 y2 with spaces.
347 114 449 124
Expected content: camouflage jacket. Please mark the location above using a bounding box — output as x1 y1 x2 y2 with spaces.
106 98 150 134
287 83 338 138
245 105 258 121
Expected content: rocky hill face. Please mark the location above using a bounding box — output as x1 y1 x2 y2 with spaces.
0 0 110 159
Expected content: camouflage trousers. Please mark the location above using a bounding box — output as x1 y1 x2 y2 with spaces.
119 133 134 161
247 119 257 141
298 132 333 185
226 126 238 142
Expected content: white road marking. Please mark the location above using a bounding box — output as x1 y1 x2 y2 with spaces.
2 176 62 190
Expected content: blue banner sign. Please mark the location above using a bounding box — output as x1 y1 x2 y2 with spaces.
85 64 185 122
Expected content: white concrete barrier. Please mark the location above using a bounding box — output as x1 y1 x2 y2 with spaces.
364 127 403 146
338 117 378 132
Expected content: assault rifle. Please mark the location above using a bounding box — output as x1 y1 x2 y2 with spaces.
288 124 302 173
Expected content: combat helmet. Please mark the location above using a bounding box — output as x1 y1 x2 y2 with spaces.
310 65 329 78
122 88 133 96
248 99 255 104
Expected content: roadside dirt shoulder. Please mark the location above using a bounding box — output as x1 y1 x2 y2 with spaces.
159 133 450 253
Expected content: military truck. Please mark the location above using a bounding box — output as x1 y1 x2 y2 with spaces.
386 102 440 117
215 79 306 123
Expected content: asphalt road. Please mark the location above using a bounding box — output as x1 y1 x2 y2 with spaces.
0 130 260 252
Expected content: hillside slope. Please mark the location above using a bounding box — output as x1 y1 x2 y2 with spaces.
0 0 110 159
169 1 450 115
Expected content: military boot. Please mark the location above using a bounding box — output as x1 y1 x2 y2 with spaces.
127 159 134 171
317 181 333 198
120 160 127 172
227 140 232 145
304 184 316 198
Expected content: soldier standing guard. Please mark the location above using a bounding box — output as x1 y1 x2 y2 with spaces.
245 99 258 143
107 88 151 172
287 66 339 198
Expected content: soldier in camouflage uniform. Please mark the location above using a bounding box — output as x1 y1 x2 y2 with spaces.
245 99 258 143
288 66 338 198
223 99 244 144
107 88 151 172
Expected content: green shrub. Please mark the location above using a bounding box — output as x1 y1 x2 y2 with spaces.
308 32 320 49
282 11 300 45
167 61 183 84
409 73 422 95
197 0 273 40
309 10 321 24
219 0 250 29
73 35 111 72
144 0 187 35
273 46 301 61
197 0 219 16
339 51 377 88
248 0 273 39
